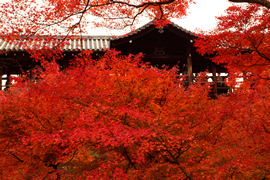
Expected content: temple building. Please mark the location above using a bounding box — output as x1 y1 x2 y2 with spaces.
0 21 229 94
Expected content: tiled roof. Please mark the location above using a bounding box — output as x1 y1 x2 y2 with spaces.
170 21 193 34
0 36 111 52
112 21 193 40
63 36 111 51
0 22 193 52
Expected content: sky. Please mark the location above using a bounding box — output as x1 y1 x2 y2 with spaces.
174 0 231 31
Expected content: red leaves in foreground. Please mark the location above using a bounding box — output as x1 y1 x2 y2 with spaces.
0 50 270 179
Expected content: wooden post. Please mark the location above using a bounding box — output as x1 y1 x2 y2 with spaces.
229 87 232 93
128 40 132 54
212 63 217 94
30 69 35 82
187 43 192 85
5 71 11 90
63 59 69 69
229 74 233 93
0 66 2 90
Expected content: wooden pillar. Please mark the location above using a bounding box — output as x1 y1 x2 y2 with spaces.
30 69 35 82
212 63 217 94
63 59 69 69
0 66 2 90
187 42 192 85
128 40 132 54
5 71 11 89
229 74 233 93
62 54 69 69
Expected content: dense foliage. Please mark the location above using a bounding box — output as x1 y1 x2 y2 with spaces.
0 49 270 179
1 0 270 179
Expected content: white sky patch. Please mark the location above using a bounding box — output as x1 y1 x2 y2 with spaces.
173 0 232 32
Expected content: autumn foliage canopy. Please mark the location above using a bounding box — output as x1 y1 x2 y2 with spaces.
0 49 270 179
1 0 270 179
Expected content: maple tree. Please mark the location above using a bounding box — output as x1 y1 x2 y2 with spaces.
0 50 229 179
0 50 269 179
195 3 270 83
193 2 270 179
1 0 270 179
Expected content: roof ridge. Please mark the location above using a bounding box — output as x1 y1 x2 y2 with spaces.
112 20 194 40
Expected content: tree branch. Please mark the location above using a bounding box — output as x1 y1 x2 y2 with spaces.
155 137 192 180
10 153 24 163
229 0 270 9
111 0 175 8
123 147 137 170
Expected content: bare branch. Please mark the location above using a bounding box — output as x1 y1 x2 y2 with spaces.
247 34 270 62
155 137 192 180
111 0 175 8
229 0 270 9
123 147 137 170
10 153 24 163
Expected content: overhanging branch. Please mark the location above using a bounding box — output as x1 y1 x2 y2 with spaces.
229 0 270 9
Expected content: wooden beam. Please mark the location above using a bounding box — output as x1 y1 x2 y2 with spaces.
145 55 187 59
212 63 217 94
187 43 192 85
122 42 188 49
